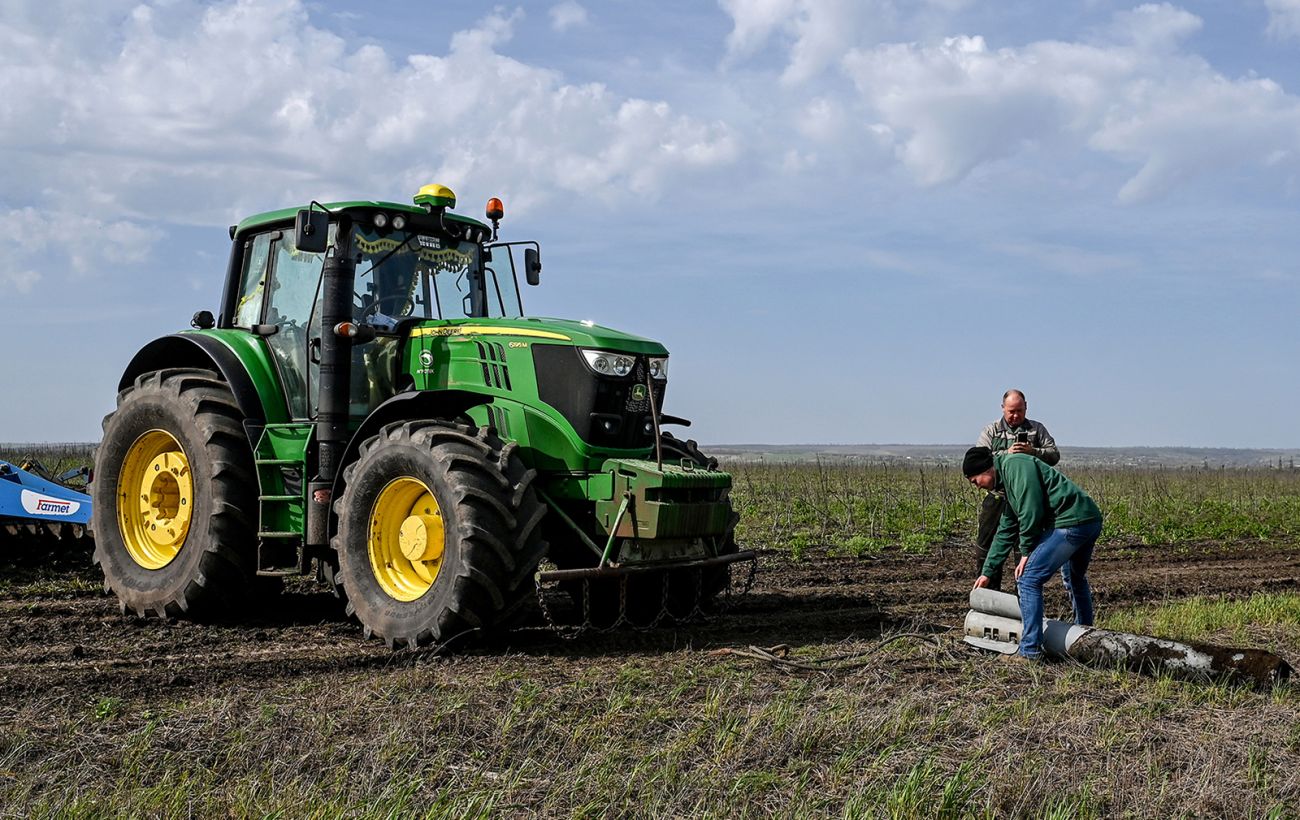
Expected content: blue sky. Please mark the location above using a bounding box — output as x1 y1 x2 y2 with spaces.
2 0 1299 448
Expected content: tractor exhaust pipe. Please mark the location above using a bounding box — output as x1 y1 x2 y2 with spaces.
964 589 1292 688
308 217 354 549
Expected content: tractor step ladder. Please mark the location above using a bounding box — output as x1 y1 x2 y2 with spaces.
252 423 313 576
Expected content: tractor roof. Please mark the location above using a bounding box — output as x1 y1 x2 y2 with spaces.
235 200 489 235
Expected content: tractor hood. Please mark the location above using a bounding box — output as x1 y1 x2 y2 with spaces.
409 317 668 355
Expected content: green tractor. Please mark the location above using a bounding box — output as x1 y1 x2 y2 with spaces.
92 184 753 646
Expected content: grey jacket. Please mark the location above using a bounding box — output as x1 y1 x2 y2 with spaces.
976 418 1060 466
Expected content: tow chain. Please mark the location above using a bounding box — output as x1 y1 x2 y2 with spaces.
533 552 758 639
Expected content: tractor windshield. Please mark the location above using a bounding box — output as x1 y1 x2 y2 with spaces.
351 225 522 325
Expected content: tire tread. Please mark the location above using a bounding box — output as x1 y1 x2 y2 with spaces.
331 420 547 647
92 368 257 620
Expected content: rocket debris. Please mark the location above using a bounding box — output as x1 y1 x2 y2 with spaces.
963 588 1292 688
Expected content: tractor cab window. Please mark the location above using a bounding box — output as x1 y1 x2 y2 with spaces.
234 233 274 328
481 244 526 318
351 225 520 324
266 233 327 419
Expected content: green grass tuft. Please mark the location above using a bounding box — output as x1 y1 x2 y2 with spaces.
1103 592 1300 645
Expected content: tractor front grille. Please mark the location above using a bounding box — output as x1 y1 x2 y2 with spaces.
532 345 665 449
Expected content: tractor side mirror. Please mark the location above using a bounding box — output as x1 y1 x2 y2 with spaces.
524 247 541 286
295 209 329 254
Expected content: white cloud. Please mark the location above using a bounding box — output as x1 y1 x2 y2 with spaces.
720 0 798 59
549 1 589 32
1106 3 1202 51
845 35 1111 186
988 239 1138 278
716 1 1300 201
0 1 738 235
1 207 154 294
720 0 887 85
1 268 41 294
794 97 848 142
1265 0 1300 39
3 0 1298 270
1091 74 1300 203
840 8 1300 200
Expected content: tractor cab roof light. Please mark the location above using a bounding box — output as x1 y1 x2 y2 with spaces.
486 197 504 241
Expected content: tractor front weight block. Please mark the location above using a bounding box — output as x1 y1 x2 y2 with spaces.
594 457 732 541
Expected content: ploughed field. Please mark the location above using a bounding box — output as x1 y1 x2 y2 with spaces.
3 458 1300 816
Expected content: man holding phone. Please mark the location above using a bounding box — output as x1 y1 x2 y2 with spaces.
972 389 1059 592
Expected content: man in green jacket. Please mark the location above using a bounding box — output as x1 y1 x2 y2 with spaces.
962 446 1102 660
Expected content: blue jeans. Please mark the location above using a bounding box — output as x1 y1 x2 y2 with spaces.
1016 519 1101 658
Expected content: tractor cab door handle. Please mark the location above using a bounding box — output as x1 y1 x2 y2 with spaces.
309 337 321 364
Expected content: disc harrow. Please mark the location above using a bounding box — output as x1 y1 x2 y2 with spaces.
534 550 758 638
0 459 94 552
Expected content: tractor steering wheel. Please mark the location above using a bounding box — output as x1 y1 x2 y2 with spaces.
358 295 413 322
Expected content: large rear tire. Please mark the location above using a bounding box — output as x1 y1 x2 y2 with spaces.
92 368 257 618
331 421 546 648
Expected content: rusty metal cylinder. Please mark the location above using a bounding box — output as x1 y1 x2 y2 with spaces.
1056 625 1292 688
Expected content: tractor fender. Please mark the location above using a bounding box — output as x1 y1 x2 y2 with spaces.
118 333 282 426
330 389 494 503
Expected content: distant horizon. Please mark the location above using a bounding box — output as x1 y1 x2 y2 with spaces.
706 443 1300 452
4 441 1300 453
6 439 1297 470
701 443 1300 469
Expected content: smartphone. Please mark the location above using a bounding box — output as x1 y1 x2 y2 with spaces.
1015 431 1029 444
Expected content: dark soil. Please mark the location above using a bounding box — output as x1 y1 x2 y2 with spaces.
4 536 1300 816
3 537 1297 700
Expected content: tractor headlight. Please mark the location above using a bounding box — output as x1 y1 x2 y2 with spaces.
580 348 635 377
647 357 668 380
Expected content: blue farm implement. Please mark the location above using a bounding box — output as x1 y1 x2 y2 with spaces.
0 460 93 543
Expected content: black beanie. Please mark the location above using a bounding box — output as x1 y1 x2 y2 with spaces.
962 446 994 478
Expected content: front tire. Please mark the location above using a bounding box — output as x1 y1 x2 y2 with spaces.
92 368 257 618
331 421 546 648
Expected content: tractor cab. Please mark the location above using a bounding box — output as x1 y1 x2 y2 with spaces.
218 185 540 420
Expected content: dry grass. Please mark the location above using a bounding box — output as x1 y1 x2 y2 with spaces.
3 453 1299 816
2 614 1297 817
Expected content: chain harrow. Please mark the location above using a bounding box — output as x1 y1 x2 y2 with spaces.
533 552 758 639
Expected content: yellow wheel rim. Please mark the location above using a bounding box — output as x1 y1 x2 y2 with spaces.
369 477 445 602
117 430 194 570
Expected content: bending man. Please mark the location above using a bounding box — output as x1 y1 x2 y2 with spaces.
973 389 1059 592
962 446 1101 660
